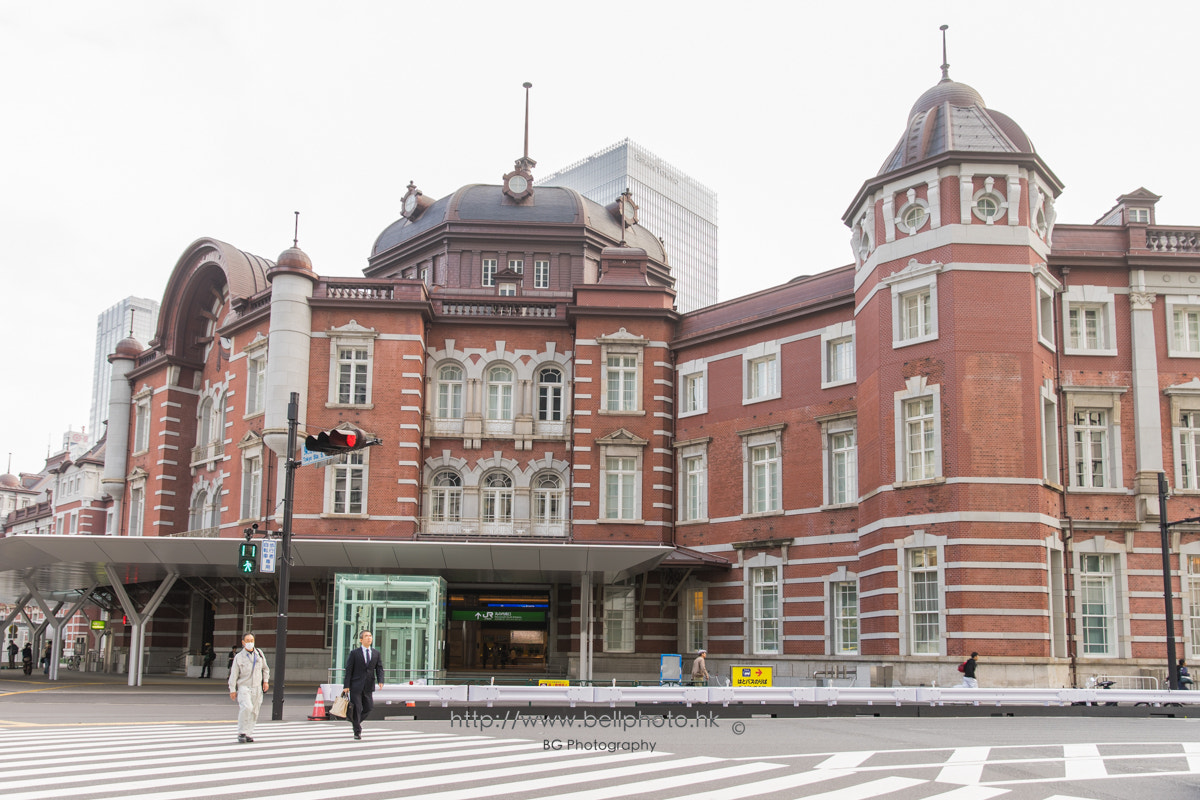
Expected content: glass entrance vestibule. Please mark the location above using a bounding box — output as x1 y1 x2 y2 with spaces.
331 574 446 682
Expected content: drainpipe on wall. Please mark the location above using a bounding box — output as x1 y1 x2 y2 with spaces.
1055 265 1078 689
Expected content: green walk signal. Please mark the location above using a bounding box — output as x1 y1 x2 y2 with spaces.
238 542 258 573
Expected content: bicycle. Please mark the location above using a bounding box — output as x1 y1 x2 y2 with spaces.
65 655 82 671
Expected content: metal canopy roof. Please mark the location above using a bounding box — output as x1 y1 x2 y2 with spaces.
0 535 675 597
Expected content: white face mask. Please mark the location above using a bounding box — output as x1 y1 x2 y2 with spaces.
244 643 255 651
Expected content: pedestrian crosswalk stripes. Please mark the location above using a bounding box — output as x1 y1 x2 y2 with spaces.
0 722 1193 799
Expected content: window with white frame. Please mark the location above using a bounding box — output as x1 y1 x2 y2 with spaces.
739 424 784 515
129 484 145 536
908 547 940 654
69 511 78 534
482 258 497 287
486 365 514 420
134 398 150 453
827 336 855 385
604 585 636 653
481 472 514 530
598 330 647 414
832 581 859 655
1042 382 1060 484
436 364 464 419
886 262 941 347
245 346 267 416
1079 553 1116 656
605 354 638 411
537 367 564 421
187 489 207 531
1181 412 1200 490
328 451 366 515
508 258 523 274
241 454 262 521
1168 299 1200 357
1062 287 1117 356
745 355 778 402
498 283 516 297
1072 409 1109 488
681 370 705 415
1188 555 1200 659
676 438 709 523
1128 207 1150 223
1036 275 1057 350
604 456 638 520
208 484 221 530
750 565 782 654
896 195 929 235
828 422 857 506
534 259 550 289
683 585 706 653
337 347 369 405
198 397 214 447
892 376 942 485
900 288 933 341
532 473 564 528
429 471 462 523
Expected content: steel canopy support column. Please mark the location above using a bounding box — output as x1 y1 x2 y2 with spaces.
271 391 299 721
105 566 178 686
0 592 32 632
20 579 100 681
579 575 593 683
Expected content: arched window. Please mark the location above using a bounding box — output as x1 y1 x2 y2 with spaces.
208 487 222 530
533 473 564 524
481 472 513 523
487 366 514 420
214 393 226 445
437 365 464 419
198 397 213 445
189 490 208 531
537 367 564 422
430 471 462 522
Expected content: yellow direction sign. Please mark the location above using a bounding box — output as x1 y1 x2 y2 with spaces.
731 665 773 687
538 679 570 686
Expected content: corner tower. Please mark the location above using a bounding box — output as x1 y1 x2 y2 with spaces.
841 42 1070 682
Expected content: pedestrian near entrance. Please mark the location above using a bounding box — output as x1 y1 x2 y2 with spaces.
227 633 269 743
1179 658 1194 689
228 643 238 672
6 640 16 670
342 630 383 740
691 649 709 686
21 643 33 675
41 643 51 675
959 652 979 688
199 642 215 678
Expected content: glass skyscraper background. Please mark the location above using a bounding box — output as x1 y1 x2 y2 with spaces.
89 296 160 446
539 139 718 312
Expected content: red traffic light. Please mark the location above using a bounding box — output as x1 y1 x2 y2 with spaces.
304 427 372 454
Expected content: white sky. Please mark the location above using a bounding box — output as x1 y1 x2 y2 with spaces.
2 1 1198 475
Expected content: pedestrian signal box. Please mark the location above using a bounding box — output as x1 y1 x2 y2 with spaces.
238 542 258 573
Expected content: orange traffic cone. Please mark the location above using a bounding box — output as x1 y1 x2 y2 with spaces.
307 687 326 720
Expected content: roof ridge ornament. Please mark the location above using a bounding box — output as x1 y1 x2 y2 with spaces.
939 24 950 82
503 82 535 202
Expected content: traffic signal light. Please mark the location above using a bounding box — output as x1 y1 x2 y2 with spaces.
304 427 376 454
238 542 258 574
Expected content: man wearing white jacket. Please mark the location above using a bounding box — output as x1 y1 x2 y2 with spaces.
227 633 270 743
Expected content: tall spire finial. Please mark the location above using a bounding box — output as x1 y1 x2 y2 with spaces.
128 307 135 338
522 82 532 162
939 24 950 81
293 211 300 248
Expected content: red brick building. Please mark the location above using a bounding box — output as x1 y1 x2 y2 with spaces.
5 68 1200 688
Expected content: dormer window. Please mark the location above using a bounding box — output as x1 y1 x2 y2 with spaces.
1129 208 1150 223
498 283 516 297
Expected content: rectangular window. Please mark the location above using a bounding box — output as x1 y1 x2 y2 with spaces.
1073 410 1108 488
1037 282 1056 348
241 455 262 520
1174 308 1200 354
905 397 936 481
682 454 706 521
909 547 940 654
1043 392 1060 483
901 288 932 341
746 355 778 401
1182 413 1200 490
508 258 524 274
604 585 635 653
684 588 705 653
751 566 781 654
534 259 550 289
134 400 150 453
482 258 497 287
246 352 266 415
827 336 855 383
681 372 705 414
337 347 369 405
331 452 366 515
1080 553 1115 656
605 354 638 412
831 430 857 505
604 456 637 520
751 443 780 513
1068 306 1103 350
129 486 145 537
833 581 859 655
498 283 516 297
1128 207 1150 223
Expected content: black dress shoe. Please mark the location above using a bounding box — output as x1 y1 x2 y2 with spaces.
237 734 247 743
354 733 361 740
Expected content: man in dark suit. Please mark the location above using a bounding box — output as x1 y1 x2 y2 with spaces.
342 629 384 740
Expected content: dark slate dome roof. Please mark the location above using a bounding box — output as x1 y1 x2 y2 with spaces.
371 184 667 263
879 77 1035 176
